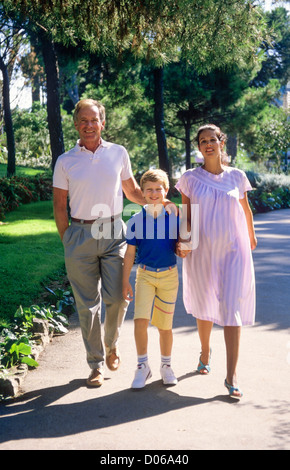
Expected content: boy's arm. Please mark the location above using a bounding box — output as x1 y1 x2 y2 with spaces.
239 193 257 250
122 243 136 301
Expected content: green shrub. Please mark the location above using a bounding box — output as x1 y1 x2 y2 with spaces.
0 173 52 220
0 289 72 374
247 172 290 213
0 332 38 369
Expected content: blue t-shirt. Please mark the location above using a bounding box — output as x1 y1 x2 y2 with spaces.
126 207 179 268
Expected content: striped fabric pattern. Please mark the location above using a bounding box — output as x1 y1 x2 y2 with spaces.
154 295 176 315
176 166 255 327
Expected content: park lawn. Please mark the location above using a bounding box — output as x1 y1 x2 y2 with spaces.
0 200 65 327
0 163 46 178
0 194 182 328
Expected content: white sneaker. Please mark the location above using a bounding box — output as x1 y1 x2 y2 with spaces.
160 364 178 385
131 363 152 389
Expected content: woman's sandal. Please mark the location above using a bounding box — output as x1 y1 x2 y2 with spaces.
197 348 212 375
224 379 243 399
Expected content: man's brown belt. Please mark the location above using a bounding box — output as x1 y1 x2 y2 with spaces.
71 216 119 224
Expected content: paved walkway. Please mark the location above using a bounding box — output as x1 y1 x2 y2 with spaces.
0 209 290 451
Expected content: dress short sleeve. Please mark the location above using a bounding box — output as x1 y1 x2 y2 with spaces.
238 170 252 199
175 170 192 198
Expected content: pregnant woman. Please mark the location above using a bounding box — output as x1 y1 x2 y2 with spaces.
176 124 257 399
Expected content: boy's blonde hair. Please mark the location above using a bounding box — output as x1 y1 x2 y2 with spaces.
140 169 169 191
73 99 106 123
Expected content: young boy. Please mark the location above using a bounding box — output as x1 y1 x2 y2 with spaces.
122 169 181 389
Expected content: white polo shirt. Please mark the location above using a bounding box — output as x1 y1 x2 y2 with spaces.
53 139 133 220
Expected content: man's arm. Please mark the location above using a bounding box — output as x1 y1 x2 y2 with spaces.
122 176 178 214
53 187 69 241
122 177 145 205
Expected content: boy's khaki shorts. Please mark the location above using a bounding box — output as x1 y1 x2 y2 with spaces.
134 265 179 330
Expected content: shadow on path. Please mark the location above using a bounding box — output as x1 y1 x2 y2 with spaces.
0 375 237 444
252 210 290 330
1 210 289 448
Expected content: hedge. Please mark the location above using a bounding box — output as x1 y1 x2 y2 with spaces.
1 170 290 221
246 171 290 214
0 174 52 220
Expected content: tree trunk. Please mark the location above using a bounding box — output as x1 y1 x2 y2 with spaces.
32 73 41 103
0 57 16 177
185 120 191 170
153 67 170 176
227 134 238 165
65 72 79 106
40 33 65 171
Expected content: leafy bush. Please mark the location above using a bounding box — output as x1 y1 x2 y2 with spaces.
12 103 51 165
0 289 73 374
246 172 290 213
0 173 52 220
0 332 38 369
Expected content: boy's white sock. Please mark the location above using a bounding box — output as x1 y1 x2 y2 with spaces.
137 354 148 366
161 355 171 367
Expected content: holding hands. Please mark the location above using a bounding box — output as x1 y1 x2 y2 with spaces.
176 241 191 258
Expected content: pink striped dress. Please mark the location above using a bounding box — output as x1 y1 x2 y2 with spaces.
176 166 255 326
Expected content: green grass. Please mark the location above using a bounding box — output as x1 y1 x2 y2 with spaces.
0 163 46 178
0 200 65 327
0 194 182 328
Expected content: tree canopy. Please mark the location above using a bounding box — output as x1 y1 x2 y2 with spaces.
1 0 288 176
5 0 267 69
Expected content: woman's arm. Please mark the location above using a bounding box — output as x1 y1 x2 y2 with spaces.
239 193 257 250
181 191 192 234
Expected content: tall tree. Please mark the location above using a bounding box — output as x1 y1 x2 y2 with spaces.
3 0 268 171
162 61 259 168
19 43 45 104
252 6 290 87
153 67 170 175
38 30 64 170
0 8 24 177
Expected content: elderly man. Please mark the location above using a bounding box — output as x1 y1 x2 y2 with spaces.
53 99 146 387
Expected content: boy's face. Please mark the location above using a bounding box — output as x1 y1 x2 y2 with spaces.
142 180 168 206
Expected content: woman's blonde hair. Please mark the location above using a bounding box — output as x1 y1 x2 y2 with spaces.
73 99 106 123
140 169 169 191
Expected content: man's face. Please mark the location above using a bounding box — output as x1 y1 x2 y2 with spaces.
74 105 105 152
